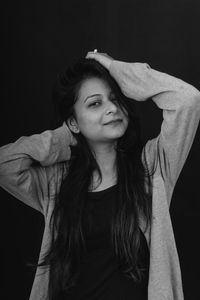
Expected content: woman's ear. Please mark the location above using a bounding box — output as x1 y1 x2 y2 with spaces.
67 117 80 134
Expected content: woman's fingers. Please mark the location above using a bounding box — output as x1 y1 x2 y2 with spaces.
85 50 114 70
70 135 78 146
63 121 78 146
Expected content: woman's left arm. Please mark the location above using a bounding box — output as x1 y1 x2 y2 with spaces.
109 60 200 203
86 52 200 204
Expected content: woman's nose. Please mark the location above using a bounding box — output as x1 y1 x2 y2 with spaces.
105 100 118 115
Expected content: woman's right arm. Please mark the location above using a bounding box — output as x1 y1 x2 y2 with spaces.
0 123 74 214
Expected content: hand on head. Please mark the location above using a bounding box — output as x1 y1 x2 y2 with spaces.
85 50 114 70
63 122 78 146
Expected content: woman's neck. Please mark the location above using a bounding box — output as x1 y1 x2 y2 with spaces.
89 142 117 191
93 143 116 174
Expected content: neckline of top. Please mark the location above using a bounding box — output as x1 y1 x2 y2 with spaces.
88 184 117 195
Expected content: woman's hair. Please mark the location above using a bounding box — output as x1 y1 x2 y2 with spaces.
39 58 156 299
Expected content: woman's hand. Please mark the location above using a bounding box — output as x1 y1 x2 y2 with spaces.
85 50 152 101
63 122 77 146
85 50 114 70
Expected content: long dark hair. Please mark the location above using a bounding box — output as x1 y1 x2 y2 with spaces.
40 58 156 299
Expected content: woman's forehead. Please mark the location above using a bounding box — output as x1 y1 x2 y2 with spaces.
77 77 112 101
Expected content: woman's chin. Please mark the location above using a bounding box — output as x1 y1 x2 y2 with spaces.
103 130 126 141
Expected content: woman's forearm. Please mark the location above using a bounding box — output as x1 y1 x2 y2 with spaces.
0 123 73 169
109 60 200 107
0 123 73 212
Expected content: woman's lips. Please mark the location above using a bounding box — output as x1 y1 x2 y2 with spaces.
104 119 122 125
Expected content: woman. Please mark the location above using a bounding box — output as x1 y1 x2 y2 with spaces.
0 51 199 300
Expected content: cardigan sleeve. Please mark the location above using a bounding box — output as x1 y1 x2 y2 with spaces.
0 123 73 214
109 61 200 204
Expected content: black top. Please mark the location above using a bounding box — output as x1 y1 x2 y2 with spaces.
65 184 149 300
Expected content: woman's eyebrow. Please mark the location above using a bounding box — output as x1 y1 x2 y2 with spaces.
84 94 101 103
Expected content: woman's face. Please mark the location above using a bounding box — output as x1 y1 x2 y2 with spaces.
69 77 128 146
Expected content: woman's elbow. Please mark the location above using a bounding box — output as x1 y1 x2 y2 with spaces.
181 85 200 111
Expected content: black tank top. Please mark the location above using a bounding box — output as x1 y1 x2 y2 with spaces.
65 184 149 300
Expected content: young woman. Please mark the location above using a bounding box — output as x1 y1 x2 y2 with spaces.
0 51 199 300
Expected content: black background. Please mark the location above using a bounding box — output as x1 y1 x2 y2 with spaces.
1 0 200 299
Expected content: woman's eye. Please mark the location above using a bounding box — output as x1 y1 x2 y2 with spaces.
88 101 101 107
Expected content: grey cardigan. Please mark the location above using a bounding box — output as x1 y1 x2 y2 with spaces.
0 61 200 300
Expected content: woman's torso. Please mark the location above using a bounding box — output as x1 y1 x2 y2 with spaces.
64 184 149 300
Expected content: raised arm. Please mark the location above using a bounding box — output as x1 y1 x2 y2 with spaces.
0 123 74 214
86 51 200 205
109 60 200 204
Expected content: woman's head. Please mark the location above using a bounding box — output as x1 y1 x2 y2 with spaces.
53 58 137 150
68 76 129 148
